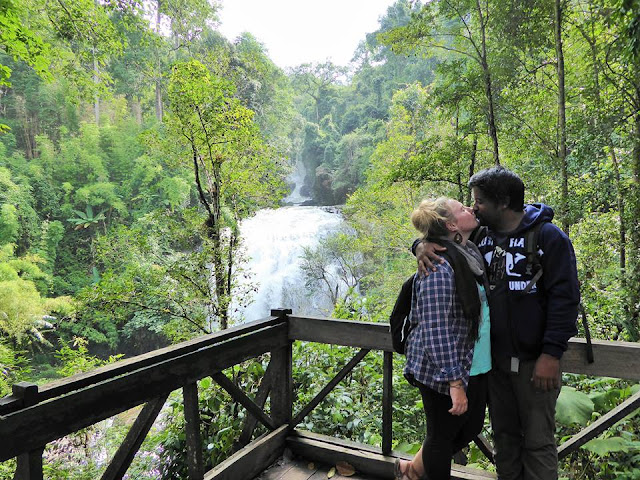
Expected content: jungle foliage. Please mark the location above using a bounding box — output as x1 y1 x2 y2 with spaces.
0 0 639 478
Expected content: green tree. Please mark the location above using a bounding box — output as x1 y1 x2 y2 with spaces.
166 60 286 329
381 0 502 164
0 0 51 87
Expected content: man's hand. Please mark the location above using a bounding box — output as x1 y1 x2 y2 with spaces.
532 353 561 391
448 385 468 415
415 241 447 276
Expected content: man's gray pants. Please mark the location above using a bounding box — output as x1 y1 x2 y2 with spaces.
489 358 561 480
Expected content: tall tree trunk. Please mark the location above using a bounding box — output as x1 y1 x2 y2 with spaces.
577 18 628 278
93 0 100 125
93 53 100 125
15 95 34 159
155 0 163 122
155 79 163 122
554 0 569 233
131 97 143 125
476 1 500 165
208 162 228 330
610 149 626 276
192 146 228 330
468 133 478 206
628 86 640 340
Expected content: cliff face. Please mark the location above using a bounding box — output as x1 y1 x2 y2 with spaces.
313 165 336 205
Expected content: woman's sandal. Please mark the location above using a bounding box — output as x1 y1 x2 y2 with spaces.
393 458 422 480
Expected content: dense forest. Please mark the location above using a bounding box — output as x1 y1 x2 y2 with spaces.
1 0 640 478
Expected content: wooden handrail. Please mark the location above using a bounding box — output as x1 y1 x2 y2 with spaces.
2 313 640 479
288 316 640 381
0 315 283 416
1 322 288 462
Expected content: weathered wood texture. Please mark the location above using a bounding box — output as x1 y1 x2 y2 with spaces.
12 382 43 480
0 322 287 462
382 352 392 456
561 337 640 380
3 313 640 480
184 382 204 480
288 316 392 351
256 457 373 480
0 316 282 416
13 447 43 480
204 425 289 480
286 430 496 480
289 316 640 380
270 343 293 426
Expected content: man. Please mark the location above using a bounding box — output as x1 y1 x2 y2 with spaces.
415 166 579 480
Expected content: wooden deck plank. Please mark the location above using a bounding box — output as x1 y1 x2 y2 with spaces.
255 458 316 480
205 425 288 480
306 462 373 480
280 464 317 480
258 462 297 480
255 457 375 480
286 431 496 480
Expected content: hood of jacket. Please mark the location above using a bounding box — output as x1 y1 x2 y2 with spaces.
512 203 555 235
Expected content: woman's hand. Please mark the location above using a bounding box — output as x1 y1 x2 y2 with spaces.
448 383 468 415
415 241 447 276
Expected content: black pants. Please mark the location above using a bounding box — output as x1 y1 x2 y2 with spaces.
417 374 488 480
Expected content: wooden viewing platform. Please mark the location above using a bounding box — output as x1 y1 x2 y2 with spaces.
2 309 640 480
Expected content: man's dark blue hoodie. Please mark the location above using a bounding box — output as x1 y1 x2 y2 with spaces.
474 203 580 361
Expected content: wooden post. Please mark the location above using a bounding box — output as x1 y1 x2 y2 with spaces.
382 352 393 455
269 309 292 427
183 383 204 480
12 382 43 480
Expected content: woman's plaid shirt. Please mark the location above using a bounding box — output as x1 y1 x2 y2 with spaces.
404 260 474 395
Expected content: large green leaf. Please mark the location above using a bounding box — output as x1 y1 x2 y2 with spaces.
395 441 421 455
556 386 594 427
589 388 622 412
583 437 640 456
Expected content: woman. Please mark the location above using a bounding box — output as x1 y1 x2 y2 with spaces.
395 197 491 480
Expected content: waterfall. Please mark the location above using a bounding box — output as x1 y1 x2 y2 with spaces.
232 205 348 322
283 158 312 205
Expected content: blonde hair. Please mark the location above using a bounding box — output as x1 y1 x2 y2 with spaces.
411 197 455 239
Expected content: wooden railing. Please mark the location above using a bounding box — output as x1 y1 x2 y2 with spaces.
2 309 640 480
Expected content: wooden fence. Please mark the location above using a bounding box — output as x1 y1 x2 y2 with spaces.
2 309 640 480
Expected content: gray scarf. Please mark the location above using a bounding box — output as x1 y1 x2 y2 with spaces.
435 237 485 277
451 241 485 277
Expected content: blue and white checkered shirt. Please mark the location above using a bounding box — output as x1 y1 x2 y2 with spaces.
404 260 474 395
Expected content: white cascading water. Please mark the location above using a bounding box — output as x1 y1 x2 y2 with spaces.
231 160 349 322
282 156 310 205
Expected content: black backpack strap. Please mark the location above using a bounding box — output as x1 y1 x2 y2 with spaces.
579 304 595 364
522 269 543 295
522 223 544 294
